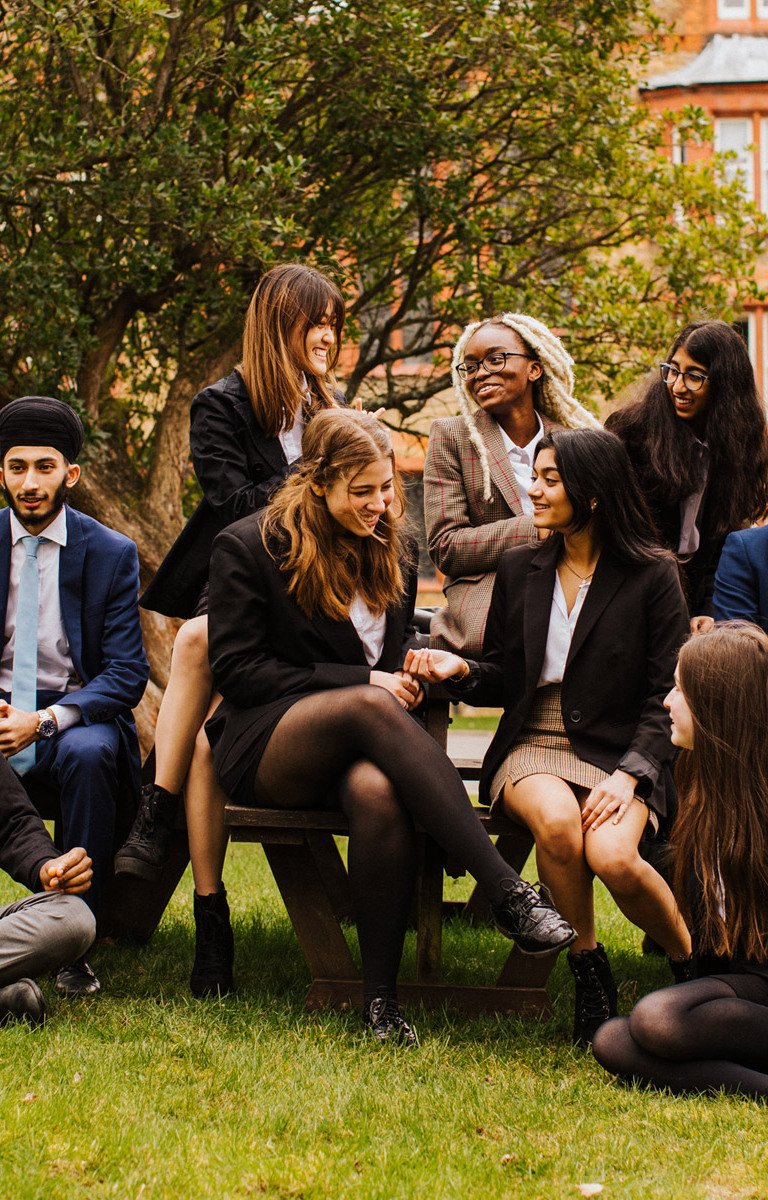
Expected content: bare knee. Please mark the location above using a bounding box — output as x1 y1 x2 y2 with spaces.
523 805 584 867
589 845 646 896
171 616 210 674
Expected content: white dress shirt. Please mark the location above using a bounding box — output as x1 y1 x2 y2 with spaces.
537 573 591 686
0 507 81 730
349 594 386 668
499 412 545 516
278 376 309 465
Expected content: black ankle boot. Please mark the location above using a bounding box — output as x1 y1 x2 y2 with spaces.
190 886 235 998
567 942 617 1048
114 784 180 881
491 880 576 955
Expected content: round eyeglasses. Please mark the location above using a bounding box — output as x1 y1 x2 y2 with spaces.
456 351 533 379
659 363 709 393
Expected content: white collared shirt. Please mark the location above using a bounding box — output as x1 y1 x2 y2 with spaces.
537 573 591 686
678 438 710 559
498 412 545 516
278 376 309 465
349 594 386 668
0 507 81 730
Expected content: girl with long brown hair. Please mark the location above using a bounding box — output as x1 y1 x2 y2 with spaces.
205 408 574 1044
593 622 768 1098
116 263 346 996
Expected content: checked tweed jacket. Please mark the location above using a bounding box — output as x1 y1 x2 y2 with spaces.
424 408 558 655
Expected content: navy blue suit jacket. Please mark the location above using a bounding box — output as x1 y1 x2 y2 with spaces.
0 504 149 796
713 525 768 633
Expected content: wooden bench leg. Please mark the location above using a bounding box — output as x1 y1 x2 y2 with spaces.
416 834 444 984
262 841 359 1002
306 832 354 923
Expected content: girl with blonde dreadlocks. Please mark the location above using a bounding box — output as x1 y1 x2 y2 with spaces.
424 313 599 655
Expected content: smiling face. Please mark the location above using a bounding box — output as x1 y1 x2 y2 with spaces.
461 323 542 420
665 342 711 428
291 305 336 378
664 665 695 750
317 455 395 537
528 447 575 533
0 445 80 532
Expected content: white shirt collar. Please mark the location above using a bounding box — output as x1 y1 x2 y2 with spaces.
498 411 544 463
10 505 68 547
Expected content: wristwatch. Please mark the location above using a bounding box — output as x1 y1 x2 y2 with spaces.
35 709 58 740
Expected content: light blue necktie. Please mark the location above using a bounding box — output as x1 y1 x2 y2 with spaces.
9 535 41 775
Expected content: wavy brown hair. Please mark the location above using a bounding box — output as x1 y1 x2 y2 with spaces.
261 408 410 621
239 263 346 437
672 622 768 962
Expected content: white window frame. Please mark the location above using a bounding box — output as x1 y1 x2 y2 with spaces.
715 117 755 199
717 0 750 17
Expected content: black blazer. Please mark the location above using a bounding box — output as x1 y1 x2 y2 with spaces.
605 415 722 617
453 537 690 815
142 371 298 618
205 513 420 802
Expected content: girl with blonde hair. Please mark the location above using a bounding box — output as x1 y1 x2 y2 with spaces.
424 312 599 655
205 407 575 1044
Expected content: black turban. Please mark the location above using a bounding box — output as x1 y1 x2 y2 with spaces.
0 396 85 463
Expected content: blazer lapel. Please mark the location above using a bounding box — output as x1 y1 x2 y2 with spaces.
523 538 559 691
311 609 369 666
566 552 625 668
59 507 86 676
0 509 11 634
228 373 287 475
473 410 526 513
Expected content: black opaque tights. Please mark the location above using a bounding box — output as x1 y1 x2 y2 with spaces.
253 685 520 997
592 977 768 1100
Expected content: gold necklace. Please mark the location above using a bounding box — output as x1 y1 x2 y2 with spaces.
560 555 596 584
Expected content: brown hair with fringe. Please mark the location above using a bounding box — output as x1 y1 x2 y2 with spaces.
261 408 410 621
672 621 768 962
239 263 346 437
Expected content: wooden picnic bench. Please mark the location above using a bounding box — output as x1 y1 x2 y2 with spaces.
223 688 559 1016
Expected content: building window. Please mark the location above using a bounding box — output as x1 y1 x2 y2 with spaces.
758 0 768 19
715 118 755 198
717 0 749 16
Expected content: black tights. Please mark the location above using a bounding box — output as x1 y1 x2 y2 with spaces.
254 686 521 999
592 978 768 1099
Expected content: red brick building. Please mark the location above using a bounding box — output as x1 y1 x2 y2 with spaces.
642 0 768 393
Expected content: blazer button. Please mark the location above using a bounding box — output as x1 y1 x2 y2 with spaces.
570 710 582 724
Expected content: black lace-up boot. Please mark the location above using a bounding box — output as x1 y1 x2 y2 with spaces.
190 886 235 998
114 783 180 881
567 942 618 1047
363 997 418 1047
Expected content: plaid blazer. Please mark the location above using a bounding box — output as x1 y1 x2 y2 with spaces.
424 409 558 654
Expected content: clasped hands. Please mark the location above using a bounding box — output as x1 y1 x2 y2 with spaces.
39 847 93 895
369 669 424 710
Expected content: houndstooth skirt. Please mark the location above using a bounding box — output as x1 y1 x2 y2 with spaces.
490 683 609 810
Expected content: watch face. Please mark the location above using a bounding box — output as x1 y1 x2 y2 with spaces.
37 718 57 739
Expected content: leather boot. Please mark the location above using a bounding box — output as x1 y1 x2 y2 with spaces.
114 783 180 881
190 886 235 998
567 942 617 1047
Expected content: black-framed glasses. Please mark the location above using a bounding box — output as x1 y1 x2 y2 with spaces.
659 363 709 392
456 351 533 379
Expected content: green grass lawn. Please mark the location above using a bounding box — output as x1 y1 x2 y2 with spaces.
1 845 766 1200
